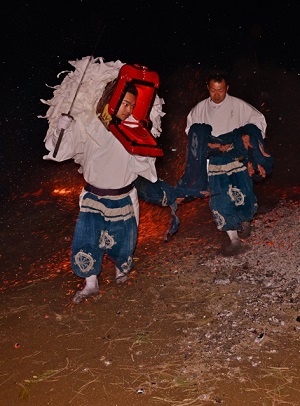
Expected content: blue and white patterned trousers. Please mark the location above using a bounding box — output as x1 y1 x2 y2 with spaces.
71 190 138 279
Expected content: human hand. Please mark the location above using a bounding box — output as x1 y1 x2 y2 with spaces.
57 114 73 131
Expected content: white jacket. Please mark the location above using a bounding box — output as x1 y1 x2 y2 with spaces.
186 94 267 138
44 116 157 189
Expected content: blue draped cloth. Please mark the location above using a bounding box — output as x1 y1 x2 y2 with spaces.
134 123 274 235
134 177 180 240
175 123 274 231
174 124 212 198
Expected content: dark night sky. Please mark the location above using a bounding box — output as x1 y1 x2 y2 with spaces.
1 0 300 170
2 1 300 78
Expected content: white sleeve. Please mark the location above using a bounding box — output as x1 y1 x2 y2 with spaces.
244 102 267 138
185 100 206 135
185 109 194 135
131 156 158 183
43 119 86 161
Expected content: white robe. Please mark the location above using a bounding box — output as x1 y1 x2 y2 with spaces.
43 116 157 189
186 94 267 138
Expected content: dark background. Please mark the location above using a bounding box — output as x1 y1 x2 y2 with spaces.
2 1 300 73
1 0 299 193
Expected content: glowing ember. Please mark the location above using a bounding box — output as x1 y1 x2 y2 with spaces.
52 188 75 195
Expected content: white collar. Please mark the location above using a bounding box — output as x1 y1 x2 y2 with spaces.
209 94 228 108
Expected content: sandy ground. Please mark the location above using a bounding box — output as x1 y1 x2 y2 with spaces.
0 180 299 406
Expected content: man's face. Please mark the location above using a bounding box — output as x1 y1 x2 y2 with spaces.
116 92 136 121
207 79 229 104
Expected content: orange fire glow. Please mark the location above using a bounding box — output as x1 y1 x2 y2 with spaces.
52 188 74 195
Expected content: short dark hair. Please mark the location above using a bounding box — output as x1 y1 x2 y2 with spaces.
125 82 138 96
206 69 229 85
